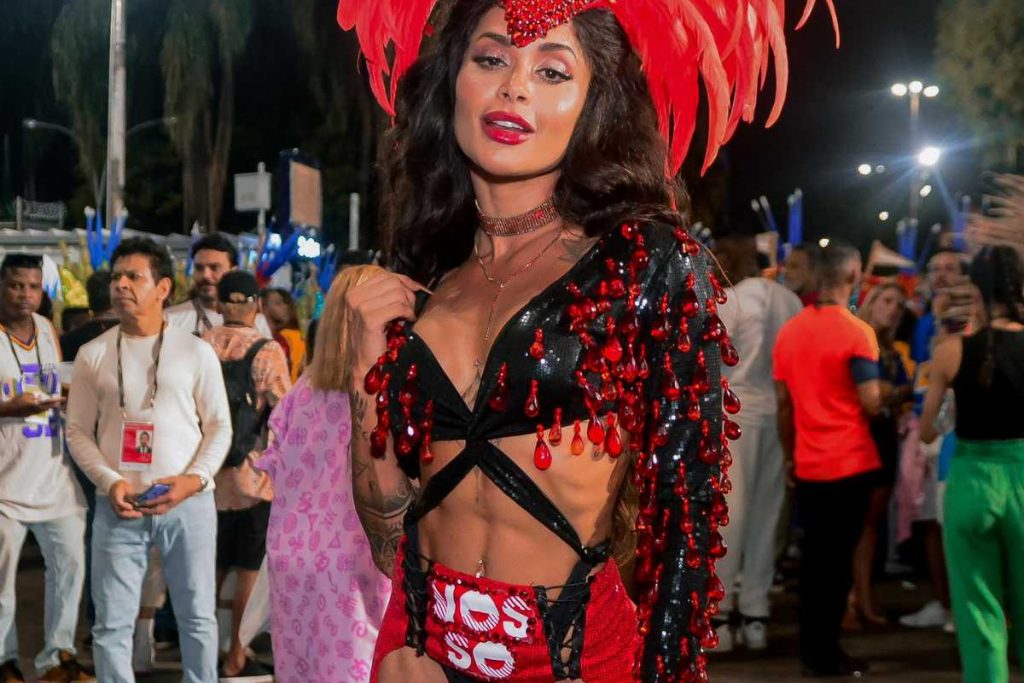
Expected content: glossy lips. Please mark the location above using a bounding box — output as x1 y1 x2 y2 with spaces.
482 111 535 145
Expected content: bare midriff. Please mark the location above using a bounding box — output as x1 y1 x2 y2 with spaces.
416 429 631 587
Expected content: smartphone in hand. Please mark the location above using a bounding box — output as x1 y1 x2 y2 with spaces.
133 483 171 507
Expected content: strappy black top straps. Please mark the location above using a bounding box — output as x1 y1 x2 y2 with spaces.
408 440 609 564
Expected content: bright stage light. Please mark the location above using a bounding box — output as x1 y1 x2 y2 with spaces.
918 147 942 167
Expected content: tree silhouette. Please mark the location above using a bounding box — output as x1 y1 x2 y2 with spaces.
936 0 1024 169
162 0 253 232
50 0 108 209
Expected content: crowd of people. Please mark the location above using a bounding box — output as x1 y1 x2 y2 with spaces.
711 234 1024 681
0 233 389 683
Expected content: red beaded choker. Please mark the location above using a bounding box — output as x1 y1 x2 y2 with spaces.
477 197 560 237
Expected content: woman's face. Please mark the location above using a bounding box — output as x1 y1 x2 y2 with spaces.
870 288 905 332
454 7 592 180
262 292 290 325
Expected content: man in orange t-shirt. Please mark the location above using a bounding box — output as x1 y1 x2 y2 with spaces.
773 243 884 677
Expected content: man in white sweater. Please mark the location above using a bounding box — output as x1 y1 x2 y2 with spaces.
67 237 232 683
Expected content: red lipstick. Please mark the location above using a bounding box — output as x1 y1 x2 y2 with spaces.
482 111 534 145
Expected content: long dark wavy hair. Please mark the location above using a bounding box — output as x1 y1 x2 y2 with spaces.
969 246 1024 387
378 0 686 284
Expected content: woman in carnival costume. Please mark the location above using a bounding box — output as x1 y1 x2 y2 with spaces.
337 0 837 680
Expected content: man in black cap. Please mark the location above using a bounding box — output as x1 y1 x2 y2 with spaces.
201 271 290 680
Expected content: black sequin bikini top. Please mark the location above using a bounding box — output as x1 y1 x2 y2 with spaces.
361 219 740 681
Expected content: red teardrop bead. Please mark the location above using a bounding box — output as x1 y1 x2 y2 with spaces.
605 418 623 458
548 408 563 446
724 418 742 441
681 289 700 317
587 417 605 445
570 420 584 455
488 365 509 412
420 438 434 465
364 364 383 394
709 532 727 558
662 373 681 401
631 246 650 272
533 426 552 470
723 386 741 415
488 390 507 412
529 329 545 360
638 354 650 379
704 314 726 342
721 340 740 366
622 354 638 383
687 395 701 422
603 336 623 363
524 379 540 418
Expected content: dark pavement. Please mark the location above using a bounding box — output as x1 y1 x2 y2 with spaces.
12 542 1023 682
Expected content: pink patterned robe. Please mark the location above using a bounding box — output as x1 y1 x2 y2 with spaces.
257 377 392 683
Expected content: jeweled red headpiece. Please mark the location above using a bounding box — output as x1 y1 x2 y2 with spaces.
337 0 837 171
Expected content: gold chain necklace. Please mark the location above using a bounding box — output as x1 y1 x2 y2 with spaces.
474 227 563 346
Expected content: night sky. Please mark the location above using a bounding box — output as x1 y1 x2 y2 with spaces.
1 0 985 253
721 0 982 252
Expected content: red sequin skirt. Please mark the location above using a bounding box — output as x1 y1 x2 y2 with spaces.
371 536 639 682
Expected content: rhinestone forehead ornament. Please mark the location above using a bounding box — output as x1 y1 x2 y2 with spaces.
501 0 602 47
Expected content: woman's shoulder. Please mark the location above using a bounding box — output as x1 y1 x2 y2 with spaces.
626 220 714 286
590 219 701 267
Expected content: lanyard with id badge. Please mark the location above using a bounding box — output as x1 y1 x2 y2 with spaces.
1 324 60 436
118 325 164 471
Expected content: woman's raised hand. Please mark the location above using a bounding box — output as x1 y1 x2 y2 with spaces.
344 271 429 382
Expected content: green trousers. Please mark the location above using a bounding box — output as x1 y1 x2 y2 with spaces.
943 439 1024 683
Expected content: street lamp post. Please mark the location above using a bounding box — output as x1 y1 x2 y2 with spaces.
22 118 103 210
24 116 176 218
891 80 940 224
106 0 128 231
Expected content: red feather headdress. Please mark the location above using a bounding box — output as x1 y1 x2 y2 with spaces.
337 0 838 175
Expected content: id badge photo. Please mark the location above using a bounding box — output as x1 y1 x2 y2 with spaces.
121 421 156 471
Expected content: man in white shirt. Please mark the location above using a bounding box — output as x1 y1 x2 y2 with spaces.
712 236 803 653
0 254 93 683
67 238 232 683
164 233 272 338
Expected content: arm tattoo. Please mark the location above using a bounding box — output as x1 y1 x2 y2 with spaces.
350 387 415 574
353 466 414 574
351 390 370 440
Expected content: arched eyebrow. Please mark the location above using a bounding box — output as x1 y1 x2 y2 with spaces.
478 31 511 45
477 32 578 60
537 42 577 59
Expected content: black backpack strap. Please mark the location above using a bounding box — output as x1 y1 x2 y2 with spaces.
243 337 272 364
241 338 272 393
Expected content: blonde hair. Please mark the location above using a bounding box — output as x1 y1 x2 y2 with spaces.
307 264 386 393
858 282 905 345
